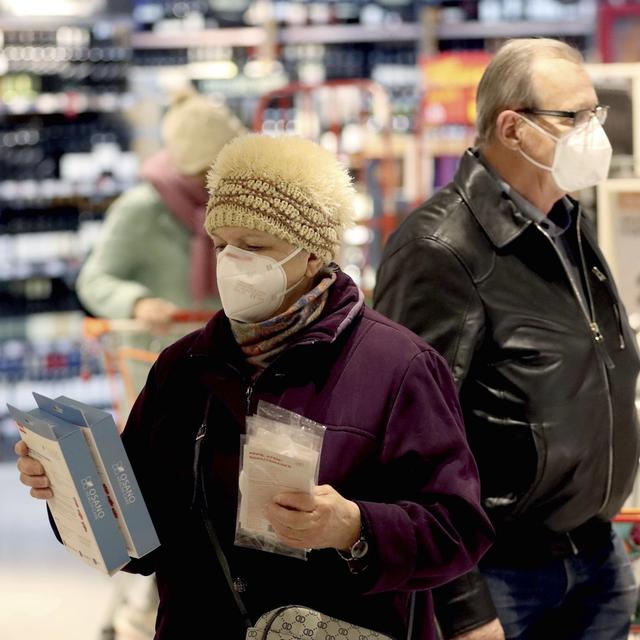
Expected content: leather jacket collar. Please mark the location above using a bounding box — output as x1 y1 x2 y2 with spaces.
453 149 534 249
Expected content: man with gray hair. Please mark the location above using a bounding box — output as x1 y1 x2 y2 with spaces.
374 38 640 639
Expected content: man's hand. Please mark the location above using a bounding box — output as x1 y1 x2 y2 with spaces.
265 484 361 551
452 619 505 640
15 440 53 499
133 297 178 327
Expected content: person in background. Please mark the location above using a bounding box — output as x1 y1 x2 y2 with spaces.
17 133 493 639
374 38 640 640
76 87 246 326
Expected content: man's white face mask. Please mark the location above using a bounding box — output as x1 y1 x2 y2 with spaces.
518 114 612 192
216 245 304 323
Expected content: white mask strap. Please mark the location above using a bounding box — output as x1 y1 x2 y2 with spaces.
518 147 553 172
276 246 303 266
519 114 560 142
517 115 557 172
283 248 308 295
274 246 306 296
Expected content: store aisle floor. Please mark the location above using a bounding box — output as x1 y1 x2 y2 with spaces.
0 462 114 640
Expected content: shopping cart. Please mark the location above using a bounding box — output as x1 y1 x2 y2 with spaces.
253 78 399 297
613 509 640 635
82 310 213 430
83 310 212 640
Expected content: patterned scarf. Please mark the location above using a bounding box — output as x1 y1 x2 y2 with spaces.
230 271 337 373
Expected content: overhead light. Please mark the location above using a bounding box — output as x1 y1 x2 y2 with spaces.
243 59 283 79
188 60 238 80
0 0 105 17
344 225 373 246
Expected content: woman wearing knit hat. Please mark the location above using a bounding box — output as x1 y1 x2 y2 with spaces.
76 87 246 325
17 134 493 639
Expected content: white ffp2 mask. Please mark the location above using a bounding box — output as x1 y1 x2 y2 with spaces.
216 245 304 323
518 115 612 192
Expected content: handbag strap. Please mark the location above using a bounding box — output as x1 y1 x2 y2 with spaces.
192 394 416 640
407 592 415 640
192 395 253 629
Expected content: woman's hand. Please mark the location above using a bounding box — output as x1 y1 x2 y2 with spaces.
15 440 53 499
265 484 361 551
133 297 178 327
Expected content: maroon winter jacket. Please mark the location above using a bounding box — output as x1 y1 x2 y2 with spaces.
120 270 493 639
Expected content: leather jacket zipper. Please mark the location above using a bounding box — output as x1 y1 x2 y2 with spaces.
591 265 626 350
576 223 615 370
536 213 615 514
535 222 613 367
575 214 616 514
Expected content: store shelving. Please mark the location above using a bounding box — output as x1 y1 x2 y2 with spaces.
279 23 422 45
130 18 595 49
1 0 606 459
131 26 266 49
127 5 598 175
131 23 422 48
0 15 132 30
436 18 594 40
0 93 135 116
0 16 135 460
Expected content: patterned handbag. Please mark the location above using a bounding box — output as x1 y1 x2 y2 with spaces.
246 605 395 640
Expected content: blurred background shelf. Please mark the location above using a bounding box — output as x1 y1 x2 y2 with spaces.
1 0 638 464
435 18 595 40
131 25 266 48
2 1 640 637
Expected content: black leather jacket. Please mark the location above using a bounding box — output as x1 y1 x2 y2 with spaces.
374 149 640 637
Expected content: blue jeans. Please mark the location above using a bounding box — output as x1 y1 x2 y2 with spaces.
481 531 637 640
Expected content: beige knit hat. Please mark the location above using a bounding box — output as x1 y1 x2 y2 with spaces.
205 134 355 263
161 88 246 175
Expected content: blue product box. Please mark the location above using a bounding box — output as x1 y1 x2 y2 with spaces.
7 402 130 575
33 393 160 559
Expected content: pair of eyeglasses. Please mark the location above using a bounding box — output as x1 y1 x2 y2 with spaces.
516 104 609 128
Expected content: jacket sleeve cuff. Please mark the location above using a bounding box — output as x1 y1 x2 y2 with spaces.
47 504 62 544
86 281 152 319
119 283 154 319
433 569 498 639
354 500 415 591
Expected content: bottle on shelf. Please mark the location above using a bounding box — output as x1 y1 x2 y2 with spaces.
0 18 135 445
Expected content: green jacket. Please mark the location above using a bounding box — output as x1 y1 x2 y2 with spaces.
76 183 218 318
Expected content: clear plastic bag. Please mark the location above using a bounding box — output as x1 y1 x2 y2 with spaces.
235 402 326 560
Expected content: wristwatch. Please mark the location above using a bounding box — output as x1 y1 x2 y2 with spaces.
337 528 369 573
347 534 369 560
